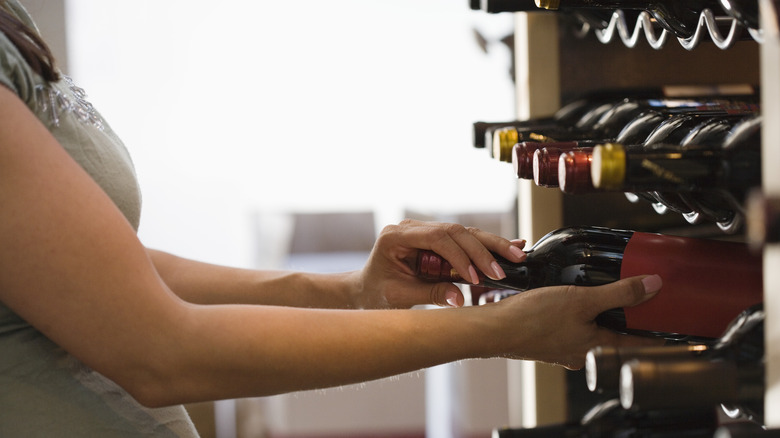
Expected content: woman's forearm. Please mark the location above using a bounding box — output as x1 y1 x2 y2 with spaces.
147 249 361 308
136 303 501 407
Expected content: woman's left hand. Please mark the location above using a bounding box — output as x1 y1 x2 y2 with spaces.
352 219 526 309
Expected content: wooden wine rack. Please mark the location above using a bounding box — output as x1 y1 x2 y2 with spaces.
508 2 778 429
760 0 780 427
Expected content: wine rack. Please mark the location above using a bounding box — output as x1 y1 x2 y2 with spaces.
571 8 763 50
760 0 780 428
496 0 780 431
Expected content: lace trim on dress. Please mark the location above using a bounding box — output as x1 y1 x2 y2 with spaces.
34 75 104 131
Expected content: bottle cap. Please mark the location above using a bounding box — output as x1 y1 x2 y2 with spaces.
514 141 578 180
493 128 518 163
512 142 539 179
559 149 594 193
620 358 740 411
587 344 708 394
534 0 559 10
585 346 620 393
591 143 626 190
533 148 561 187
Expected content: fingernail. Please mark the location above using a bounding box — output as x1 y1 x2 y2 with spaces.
641 275 663 294
491 261 506 280
468 265 480 285
445 290 460 307
509 245 526 261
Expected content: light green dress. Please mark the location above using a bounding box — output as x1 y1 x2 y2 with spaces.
0 1 198 436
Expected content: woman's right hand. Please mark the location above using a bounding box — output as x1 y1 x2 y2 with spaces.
486 274 664 369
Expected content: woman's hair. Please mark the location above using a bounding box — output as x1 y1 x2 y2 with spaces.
0 1 59 82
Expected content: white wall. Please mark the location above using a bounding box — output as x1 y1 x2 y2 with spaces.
63 0 518 268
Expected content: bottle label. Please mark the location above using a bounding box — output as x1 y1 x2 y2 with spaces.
620 232 763 338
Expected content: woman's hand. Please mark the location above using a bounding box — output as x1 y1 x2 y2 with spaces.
489 275 664 369
352 219 526 309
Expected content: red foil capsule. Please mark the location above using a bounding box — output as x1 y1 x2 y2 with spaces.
559 148 596 194
512 141 579 180
416 251 462 282
533 147 565 187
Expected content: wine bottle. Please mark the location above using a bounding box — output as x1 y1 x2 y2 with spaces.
474 91 616 150
479 87 758 153
493 398 719 438
552 109 676 192
681 115 760 230
585 343 709 394
557 148 702 207
514 114 683 179
554 110 751 195
535 0 723 38
492 101 616 161
639 113 754 226
591 140 759 230
619 305 765 423
416 225 763 340
519 107 668 183
642 113 745 149
495 99 667 162
591 116 761 206
496 96 759 163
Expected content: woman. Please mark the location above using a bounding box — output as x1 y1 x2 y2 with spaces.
0 1 661 436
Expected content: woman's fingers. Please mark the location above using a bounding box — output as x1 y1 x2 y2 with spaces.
381 219 526 284
579 275 662 317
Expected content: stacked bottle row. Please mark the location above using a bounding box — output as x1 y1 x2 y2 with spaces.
416 224 763 342
473 87 762 233
493 305 773 437
469 0 760 34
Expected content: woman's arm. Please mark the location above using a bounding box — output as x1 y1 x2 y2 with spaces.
0 85 660 409
148 219 528 310
146 249 363 308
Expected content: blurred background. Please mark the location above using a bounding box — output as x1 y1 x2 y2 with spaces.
24 1 521 437
64 0 518 268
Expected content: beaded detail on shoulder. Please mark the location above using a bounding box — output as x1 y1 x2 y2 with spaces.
34 75 104 130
